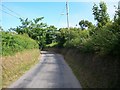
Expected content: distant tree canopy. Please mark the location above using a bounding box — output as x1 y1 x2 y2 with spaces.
79 20 94 30
46 25 57 44
9 17 57 49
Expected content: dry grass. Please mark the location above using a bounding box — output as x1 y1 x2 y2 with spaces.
2 49 40 88
47 48 120 88
62 49 120 88
0 56 2 89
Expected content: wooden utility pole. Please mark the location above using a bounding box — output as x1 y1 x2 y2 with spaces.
66 0 69 30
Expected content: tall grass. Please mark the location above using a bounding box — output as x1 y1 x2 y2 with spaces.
2 49 40 88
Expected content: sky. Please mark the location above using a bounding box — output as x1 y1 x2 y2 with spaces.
0 0 119 30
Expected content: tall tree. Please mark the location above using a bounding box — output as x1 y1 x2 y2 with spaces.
114 2 120 28
92 1 110 28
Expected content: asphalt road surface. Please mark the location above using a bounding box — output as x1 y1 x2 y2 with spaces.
9 51 81 88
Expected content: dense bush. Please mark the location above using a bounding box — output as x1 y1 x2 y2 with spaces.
63 29 90 48
58 26 119 55
1 31 39 56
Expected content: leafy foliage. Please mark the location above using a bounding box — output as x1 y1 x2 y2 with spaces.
1 31 38 56
45 25 57 44
92 1 110 27
79 20 94 30
10 17 58 50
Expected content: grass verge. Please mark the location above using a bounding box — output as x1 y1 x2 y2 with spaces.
2 49 40 88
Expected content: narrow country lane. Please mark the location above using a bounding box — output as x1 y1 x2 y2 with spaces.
9 51 81 88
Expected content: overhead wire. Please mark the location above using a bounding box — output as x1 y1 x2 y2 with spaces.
0 9 20 19
0 4 25 19
2 4 24 18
